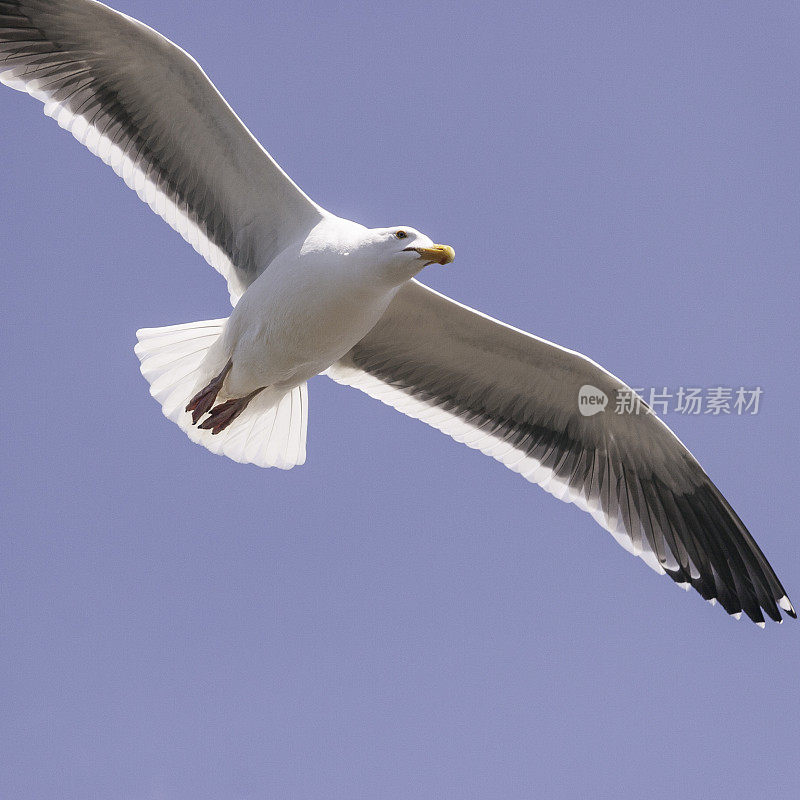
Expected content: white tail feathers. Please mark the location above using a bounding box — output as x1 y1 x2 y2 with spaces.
134 319 308 469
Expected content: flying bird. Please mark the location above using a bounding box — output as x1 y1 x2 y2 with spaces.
0 0 794 626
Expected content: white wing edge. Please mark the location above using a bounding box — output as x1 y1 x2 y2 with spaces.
325 359 674 578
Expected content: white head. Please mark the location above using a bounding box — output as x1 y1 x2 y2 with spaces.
302 219 455 287
357 225 455 286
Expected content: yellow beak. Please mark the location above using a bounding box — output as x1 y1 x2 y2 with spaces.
409 244 455 265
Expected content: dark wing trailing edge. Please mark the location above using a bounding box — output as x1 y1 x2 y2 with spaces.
329 280 796 626
0 0 324 303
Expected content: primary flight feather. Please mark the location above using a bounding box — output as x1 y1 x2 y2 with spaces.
1 0 794 626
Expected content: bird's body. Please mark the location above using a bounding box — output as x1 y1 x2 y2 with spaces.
0 0 794 625
211 218 431 400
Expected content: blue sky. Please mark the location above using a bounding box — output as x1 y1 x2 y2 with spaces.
1 1 799 798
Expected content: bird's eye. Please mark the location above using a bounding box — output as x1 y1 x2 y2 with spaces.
395 230 408 239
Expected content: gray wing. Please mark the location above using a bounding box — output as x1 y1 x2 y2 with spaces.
0 0 325 303
328 280 795 626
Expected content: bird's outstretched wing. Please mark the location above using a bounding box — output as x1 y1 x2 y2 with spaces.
329 280 795 626
0 0 324 303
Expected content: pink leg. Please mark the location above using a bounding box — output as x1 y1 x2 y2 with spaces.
185 359 233 424
197 387 266 435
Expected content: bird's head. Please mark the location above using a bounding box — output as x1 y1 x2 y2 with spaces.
367 226 455 284
304 219 455 286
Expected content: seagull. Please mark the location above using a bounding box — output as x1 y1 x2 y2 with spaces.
1 0 794 626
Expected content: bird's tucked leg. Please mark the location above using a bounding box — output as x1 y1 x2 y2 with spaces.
185 358 232 424
197 387 266 434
